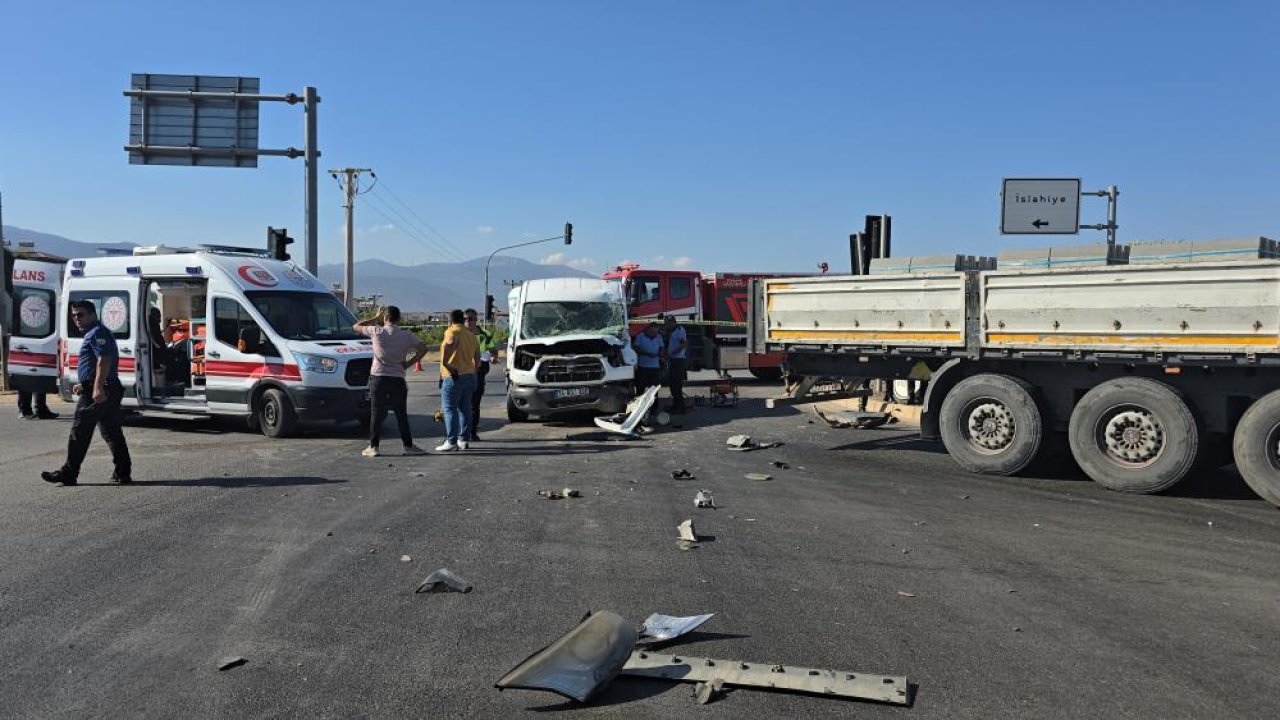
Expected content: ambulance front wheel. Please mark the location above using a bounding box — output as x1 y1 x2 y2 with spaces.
259 388 298 438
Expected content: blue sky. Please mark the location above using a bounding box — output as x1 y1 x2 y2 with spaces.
1 0 1276 273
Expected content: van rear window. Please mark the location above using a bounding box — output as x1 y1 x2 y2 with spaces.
13 287 55 338
67 291 131 339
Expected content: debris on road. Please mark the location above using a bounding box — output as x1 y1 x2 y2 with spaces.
771 460 790 469
538 489 563 500
694 678 726 705
726 435 783 452
678 519 699 542
639 613 715 644
898 591 916 598
744 473 773 481
495 611 637 702
814 408 894 429
409 471 427 478
671 469 695 479
415 569 473 594
622 650 909 705
694 490 715 508
217 656 247 671
400 555 412 563
563 488 581 498
594 386 660 438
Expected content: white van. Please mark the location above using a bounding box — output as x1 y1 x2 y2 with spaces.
505 277 636 420
7 256 66 398
58 246 373 437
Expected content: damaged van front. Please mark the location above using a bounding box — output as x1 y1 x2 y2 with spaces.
505 278 636 421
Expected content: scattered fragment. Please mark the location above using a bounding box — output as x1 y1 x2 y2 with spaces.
814 408 891 429
409 472 426 478
1013 627 1023 632
727 434 752 449
960 495 970 500
622 650 909 705
594 386 660 437
217 656 247 671
495 611 637 702
694 490 716 509
415 568 474 594
678 519 698 542
727 435 783 452
694 678 726 705
677 540 699 551
744 473 773 481
639 613 715 644
326 531 333 536
771 461 790 469
901 549 910 555
1207 521 1215 527
563 488 581 498
538 490 564 500
671 469 695 479
897 591 915 598
1008 589 1018 593
400 555 412 563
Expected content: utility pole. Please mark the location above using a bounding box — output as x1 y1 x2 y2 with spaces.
329 168 374 310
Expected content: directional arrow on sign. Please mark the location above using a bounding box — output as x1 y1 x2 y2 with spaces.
1032 219 1049 228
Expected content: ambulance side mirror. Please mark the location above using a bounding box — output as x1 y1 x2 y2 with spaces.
238 326 263 355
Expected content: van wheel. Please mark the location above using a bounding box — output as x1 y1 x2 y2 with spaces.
259 388 298 438
1232 391 1280 508
940 374 1043 475
507 396 530 422
1069 377 1198 494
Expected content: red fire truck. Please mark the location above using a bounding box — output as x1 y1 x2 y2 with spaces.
602 264 789 380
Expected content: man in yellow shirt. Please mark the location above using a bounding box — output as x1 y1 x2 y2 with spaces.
437 309 481 451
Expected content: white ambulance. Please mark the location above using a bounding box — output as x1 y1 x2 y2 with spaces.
58 246 374 437
7 255 66 399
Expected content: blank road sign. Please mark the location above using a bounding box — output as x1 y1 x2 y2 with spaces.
1001 178 1081 234
129 74 261 167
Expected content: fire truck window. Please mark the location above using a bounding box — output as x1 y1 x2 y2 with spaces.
669 277 691 301
630 277 660 305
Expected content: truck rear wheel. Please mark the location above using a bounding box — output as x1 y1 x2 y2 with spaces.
259 388 298 438
1068 377 1198 494
506 396 530 422
1232 390 1280 507
940 374 1043 476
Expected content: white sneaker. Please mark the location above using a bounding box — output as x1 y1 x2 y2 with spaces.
459 440 470 450
434 442 458 452
361 445 380 457
403 445 427 456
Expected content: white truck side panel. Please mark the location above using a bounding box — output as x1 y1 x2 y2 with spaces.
762 274 967 348
982 261 1280 354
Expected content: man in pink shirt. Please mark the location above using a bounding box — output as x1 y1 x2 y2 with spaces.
353 306 429 457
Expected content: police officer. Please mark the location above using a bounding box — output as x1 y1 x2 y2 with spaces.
663 315 689 413
41 300 133 486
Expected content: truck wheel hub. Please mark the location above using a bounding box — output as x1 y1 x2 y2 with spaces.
1104 410 1162 463
968 402 1014 451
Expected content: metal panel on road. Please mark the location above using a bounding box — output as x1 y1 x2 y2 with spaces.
1001 178 1081 234
128 74 260 167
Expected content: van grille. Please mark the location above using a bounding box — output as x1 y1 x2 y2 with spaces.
536 357 605 384
345 358 372 387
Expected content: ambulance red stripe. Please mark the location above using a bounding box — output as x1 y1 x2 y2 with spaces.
8 351 57 368
204 360 302 381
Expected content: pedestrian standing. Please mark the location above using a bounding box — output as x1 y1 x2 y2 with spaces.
632 321 665 396
354 305 429 457
664 315 689 413
436 309 481 451
41 300 132 486
17 387 58 420
464 308 496 441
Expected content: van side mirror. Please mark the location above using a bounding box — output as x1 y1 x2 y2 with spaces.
238 326 263 354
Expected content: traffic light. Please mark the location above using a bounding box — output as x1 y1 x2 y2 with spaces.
864 215 891 260
485 294 496 322
563 222 573 245
267 226 294 261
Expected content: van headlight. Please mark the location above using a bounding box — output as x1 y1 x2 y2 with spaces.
295 352 338 373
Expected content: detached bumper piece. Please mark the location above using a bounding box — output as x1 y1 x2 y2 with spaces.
621 650 910 705
495 611 638 703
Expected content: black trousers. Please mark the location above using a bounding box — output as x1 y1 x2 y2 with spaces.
17 390 50 415
666 358 687 411
470 362 489 437
61 383 131 480
635 367 662 397
369 375 412 448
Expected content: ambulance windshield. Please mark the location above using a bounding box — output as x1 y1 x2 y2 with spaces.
246 291 363 341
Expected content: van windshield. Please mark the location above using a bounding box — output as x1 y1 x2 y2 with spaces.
246 291 362 341
520 301 628 339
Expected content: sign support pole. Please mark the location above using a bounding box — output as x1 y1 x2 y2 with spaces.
304 86 320 275
1081 185 1119 251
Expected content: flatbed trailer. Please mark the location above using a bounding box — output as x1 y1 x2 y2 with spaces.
750 238 1280 507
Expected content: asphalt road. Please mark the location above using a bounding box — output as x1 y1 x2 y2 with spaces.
2 372 1278 719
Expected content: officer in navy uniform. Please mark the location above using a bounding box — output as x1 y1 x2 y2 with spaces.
41 300 133 486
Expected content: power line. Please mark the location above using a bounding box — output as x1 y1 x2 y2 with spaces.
368 180 468 258
360 191 468 263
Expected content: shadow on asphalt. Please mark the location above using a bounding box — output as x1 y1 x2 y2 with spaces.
1165 465 1265 502
525 678 678 712
826 434 948 454
126 475 347 488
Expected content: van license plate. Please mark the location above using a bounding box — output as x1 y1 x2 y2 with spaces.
553 387 589 399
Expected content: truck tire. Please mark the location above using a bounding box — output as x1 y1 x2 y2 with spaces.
1232 391 1280 507
749 368 783 382
259 388 298 438
939 374 1043 476
1068 377 1198 494
506 396 530 422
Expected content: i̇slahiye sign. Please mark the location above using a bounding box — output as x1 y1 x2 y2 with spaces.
1001 178 1081 235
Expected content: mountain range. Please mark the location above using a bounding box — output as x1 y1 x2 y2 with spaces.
2 225 593 311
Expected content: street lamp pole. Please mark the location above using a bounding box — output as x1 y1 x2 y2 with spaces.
483 223 573 322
